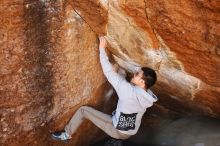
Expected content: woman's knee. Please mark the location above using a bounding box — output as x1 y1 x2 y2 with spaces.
78 106 91 117
79 106 91 112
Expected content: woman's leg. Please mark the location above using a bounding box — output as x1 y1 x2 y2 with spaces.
65 106 129 140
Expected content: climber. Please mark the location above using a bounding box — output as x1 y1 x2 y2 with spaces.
51 36 158 142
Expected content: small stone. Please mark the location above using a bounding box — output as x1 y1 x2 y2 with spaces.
3 128 8 132
40 122 45 127
25 4 29 8
46 62 52 66
1 118 5 122
18 68 22 73
10 109 15 112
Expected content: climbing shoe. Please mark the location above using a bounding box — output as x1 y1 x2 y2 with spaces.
51 130 70 143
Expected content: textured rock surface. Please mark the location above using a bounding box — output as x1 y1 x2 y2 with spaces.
0 1 108 146
0 0 219 146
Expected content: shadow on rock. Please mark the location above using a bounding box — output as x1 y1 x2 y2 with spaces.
91 116 220 146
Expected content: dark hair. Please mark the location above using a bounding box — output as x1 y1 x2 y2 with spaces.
141 67 157 89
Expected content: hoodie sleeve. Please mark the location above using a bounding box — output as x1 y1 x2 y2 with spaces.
99 48 125 90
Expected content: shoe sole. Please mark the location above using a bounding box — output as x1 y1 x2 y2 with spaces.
51 134 68 143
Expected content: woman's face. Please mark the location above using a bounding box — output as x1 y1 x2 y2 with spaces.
131 70 144 86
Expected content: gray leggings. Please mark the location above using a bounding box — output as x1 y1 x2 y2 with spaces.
65 106 130 140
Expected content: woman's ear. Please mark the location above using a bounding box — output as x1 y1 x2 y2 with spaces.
141 80 147 90
140 80 145 85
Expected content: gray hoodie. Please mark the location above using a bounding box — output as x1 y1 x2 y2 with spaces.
99 48 158 135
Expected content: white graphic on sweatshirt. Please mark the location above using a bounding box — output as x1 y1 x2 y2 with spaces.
116 112 137 131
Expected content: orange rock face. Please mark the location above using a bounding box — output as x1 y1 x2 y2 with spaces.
144 0 220 85
1 1 108 146
0 0 219 146
118 0 220 116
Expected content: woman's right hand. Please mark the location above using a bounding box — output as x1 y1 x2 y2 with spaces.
99 36 107 49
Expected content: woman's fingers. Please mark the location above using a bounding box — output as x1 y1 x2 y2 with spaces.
99 36 107 48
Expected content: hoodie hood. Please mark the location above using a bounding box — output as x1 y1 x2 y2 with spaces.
135 87 158 109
